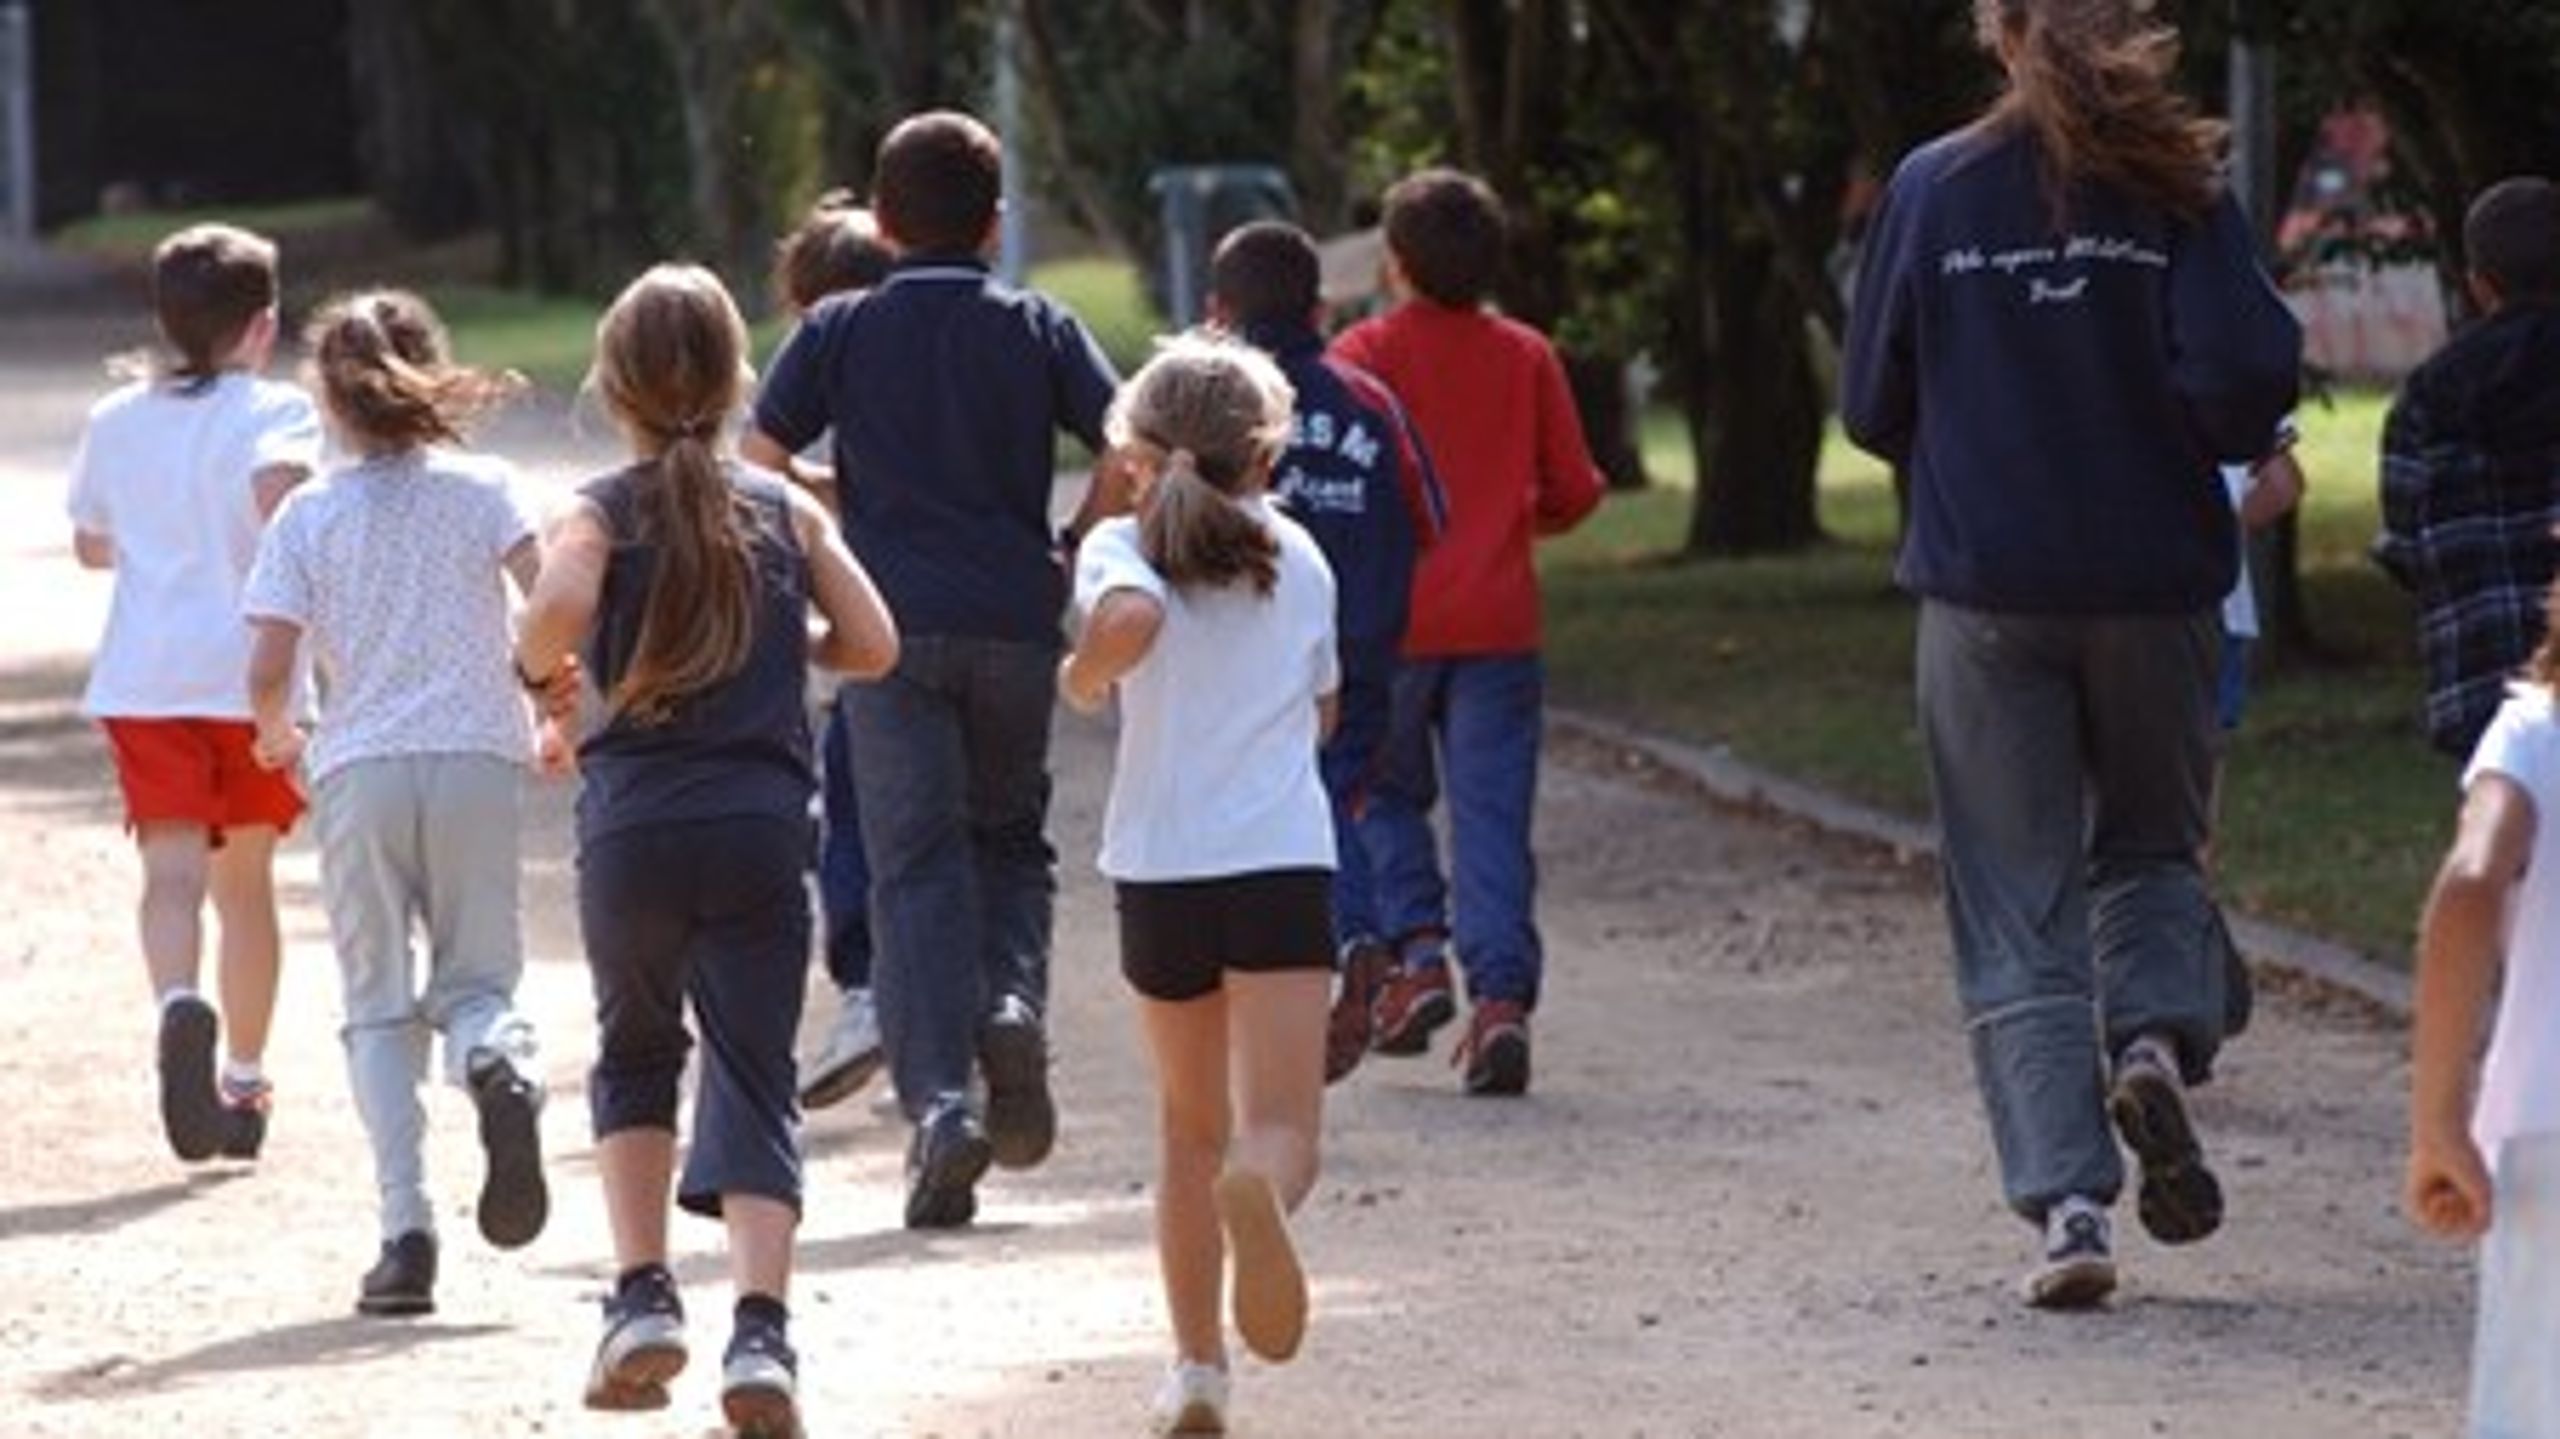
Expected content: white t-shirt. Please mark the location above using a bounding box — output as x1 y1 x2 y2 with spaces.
1074 498 1340 882
66 374 322 717
242 449 538 783
2464 686 2560 1166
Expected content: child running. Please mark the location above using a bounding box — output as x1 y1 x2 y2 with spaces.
515 264 897 1438
2407 581 2560 1435
1059 333 1336 1435
66 222 320 1164
240 289 550 1316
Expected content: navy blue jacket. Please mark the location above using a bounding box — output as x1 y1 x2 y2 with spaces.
754 254 1119 643
1250 321 1447 667
1841 126 2302 613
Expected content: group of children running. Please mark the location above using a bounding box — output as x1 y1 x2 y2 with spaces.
66 108 1604 1437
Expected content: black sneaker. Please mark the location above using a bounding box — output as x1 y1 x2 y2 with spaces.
978 995 1056 1170
585 1265 688 1411
904 1101 994 1230
217 1073 270 1161
156 996 224 1162
468 1056 548 1250
2021 1197 2116 1309
356 1230 438 1317
721 1308 803 1438
2110 1035 2225 1245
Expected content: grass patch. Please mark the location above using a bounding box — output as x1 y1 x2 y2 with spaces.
1547 391 2445 960
52 197 379 260
1031 255 1163 375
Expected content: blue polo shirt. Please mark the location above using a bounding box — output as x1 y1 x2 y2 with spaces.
754 254 1120 642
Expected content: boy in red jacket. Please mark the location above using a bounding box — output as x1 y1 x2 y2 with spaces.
1329 168 1605 1095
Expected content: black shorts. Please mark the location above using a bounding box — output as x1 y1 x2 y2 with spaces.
1115 868 1335 1002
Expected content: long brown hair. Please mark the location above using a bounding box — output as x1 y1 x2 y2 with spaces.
305 290 519 452
588 264 761 725
1107 332 1294 594
1974 0 2223 221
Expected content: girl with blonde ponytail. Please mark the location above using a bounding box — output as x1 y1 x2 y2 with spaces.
1059 332 1337 1434
1844 0 2300 1311
514 263 896 1436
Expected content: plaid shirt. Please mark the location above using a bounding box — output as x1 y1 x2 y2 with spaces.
2373 307 2560 756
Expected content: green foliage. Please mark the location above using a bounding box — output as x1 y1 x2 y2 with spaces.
1027 255 1160 376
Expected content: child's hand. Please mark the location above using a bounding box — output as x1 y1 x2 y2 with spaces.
520 653 584 723
2405 1125 2493 1239
534 717 578 778
1057 653 1109 714
251 718 305 773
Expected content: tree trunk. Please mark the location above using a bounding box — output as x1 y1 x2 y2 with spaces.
1566 354 1648 491
1289 0 1345 232
1689 228 1824 555
1017 0 1142 262
346 0 478 238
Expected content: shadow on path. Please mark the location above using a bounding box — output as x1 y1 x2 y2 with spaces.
0 1171 243 1244
33 1314 508 1400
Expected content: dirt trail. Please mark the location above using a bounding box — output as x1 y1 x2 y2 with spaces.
0 286 2469 1437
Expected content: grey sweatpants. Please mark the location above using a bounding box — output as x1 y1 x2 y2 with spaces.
315 753 537 1241
1915 601 2231 1223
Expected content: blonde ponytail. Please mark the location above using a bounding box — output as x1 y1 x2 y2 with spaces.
1108 333 1296 595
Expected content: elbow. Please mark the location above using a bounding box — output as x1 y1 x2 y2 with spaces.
854 628 900 680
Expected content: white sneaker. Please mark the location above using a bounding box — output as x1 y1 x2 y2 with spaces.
800 989 885 1109
2021 1195 2117 1310
1150 1361 1229 1435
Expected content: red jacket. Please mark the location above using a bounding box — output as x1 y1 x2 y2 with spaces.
1331 301 1604 656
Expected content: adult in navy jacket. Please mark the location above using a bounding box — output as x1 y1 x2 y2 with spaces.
1840 0 2300 1310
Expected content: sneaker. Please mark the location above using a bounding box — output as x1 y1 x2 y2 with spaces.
156 995 224 1162
1369 962 1455 1056
217 1073 271 1161
356 1230 438 1317
1454 999 1532 1097
2021 1196 2116 1309
799 987 886 1109
721 1310 802 1438
1324 940 1393 1084
1213 1169 1306 1363
904 1101 994 1230
979 995 1057 1170
585 1265 688 1411
2109 1034 2224 1245
468 1055 549 1250
1150 1361 1231 1436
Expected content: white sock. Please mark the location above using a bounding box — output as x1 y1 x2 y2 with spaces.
157 984 202 1013
220 1059 266 1094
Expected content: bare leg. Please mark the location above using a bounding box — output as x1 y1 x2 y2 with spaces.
723 1193 797 1302
135 823 211 998
598 1128 676 1272
1225 969 1329 1210
1137 989 1233 1367
207 825 283 1065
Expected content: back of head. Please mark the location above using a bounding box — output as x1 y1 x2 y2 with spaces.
305 289 517 453
773 189 895 315
1381 168 1505 309
874 110 1002 256
590 264 760 724
1107 331 1296 594
2466 177 2560 306
149 223 278 386
1973 0 2223 221
1211 221 1321 331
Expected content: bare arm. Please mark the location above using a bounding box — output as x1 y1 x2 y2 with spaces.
1317 690 1340 742
502 534 541 596
2406 771 2533 1239
251 462 310 521
2239 450 2305 532
72 529 114 569
784 484 898 677
245 618 306 771
516 501 609 690
1058 588 1164 713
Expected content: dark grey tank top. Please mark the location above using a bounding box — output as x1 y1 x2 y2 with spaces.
573 460 813 843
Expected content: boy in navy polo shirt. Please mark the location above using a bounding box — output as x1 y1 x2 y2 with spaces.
1208 221 1447 1085
744 110 1124 1229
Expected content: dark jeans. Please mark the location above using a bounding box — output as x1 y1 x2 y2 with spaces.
1916 601 2230 1222
1361 652 1546 1006
845 635 1059 1124
579 815 811 1218
1320 638 1397 957
817 690 871 991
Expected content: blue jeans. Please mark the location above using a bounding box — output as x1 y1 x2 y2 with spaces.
844 635 1059 1123
1320 638 1398 956
817 691 871 991
1360 653 1545 1006
1916 602 2230 1222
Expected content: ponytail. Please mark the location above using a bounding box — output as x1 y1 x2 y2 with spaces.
305 290 519 453
1140 447 1280 595
1976 0 2223 222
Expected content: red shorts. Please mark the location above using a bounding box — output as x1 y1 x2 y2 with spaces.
100 718 304 842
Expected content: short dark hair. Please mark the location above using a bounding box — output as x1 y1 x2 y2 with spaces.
773 189 893 314
873 111 1002 255
2467 177 2560 303
1210 220 1320 329
151 223 278 382
1382 168 1506 308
